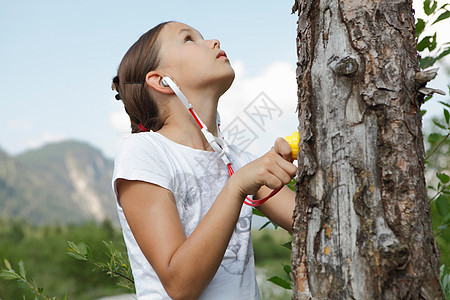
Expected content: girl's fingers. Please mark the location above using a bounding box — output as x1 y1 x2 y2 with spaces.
262 171 285 190
273 137 293 163
274 155 297 178
268 143 297 178
264 159 295 188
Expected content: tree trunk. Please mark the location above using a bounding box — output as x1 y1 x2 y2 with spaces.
291 0 443 298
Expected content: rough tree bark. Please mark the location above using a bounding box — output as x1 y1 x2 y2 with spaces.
291 0 443 298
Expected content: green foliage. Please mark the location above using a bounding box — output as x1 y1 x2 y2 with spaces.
416 0 450 68
267 263 292 290
417 2 450 296
66 240 135 293
251 178 295 290
267 274 291 290
0 219 129 299
425 92 450 279
252 230 291 263
442 264 450 297
0 259 66 300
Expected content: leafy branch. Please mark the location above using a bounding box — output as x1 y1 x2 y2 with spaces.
416 0 450 68
0 259 65 300
66 240 135 293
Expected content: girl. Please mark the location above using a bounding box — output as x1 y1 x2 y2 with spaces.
112 21 296 300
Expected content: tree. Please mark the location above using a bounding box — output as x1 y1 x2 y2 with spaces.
291 0 443 298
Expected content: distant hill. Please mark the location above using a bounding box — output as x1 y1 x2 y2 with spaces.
0 141 118 225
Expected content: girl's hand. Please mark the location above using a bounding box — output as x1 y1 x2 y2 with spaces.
229 137 297 198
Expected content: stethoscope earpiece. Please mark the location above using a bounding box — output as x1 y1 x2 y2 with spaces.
161 77 169 87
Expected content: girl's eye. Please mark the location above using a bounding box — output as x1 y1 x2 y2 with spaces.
185 35 194 43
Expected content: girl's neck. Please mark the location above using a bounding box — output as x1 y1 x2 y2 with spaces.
157 94 219 152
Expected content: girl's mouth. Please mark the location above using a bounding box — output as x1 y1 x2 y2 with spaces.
217 50 227 59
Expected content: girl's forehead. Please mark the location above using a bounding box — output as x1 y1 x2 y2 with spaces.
161 22 203 39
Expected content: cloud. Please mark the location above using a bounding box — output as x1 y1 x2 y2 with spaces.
220 60 297 117
8 120 32 130
25 133 67 151
219 60 299 157
109 110 130 134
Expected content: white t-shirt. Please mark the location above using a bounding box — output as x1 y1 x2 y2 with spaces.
112 131 261 299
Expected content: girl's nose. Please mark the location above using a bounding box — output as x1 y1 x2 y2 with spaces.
209 39 220 49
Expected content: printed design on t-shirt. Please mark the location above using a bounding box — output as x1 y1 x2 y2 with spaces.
167 171 200 236
167 152 228 237
166 150 253 276
220 208 253 275
192 153 222 178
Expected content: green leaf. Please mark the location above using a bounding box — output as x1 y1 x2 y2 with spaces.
287 178 296 191
424 0 438 15
0 270 20 280
258 221 271 231
417 36 432 51
431 0 438 14
268 276 292 289
282 241 292 250
67 241 79 252
67 251 88 261
4 259 12 270
421 109 427 116
438 3 450 11
415 18 425 37
433 120 447 130
443 213 450 225
283 263 292 276
436 194 450 217
428 133 441 143
18 260 26 280
437 48 450 61
420 56 436 69
252 208 265 217
16 279 29 290
78 242 88 256
439 101 450 109
437 172 450 184
432 10 450 25
444 109 450 125
86 243 92 258
429 33 437 51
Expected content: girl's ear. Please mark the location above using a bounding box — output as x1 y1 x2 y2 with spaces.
145 71 173 94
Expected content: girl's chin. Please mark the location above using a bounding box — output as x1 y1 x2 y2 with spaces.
222 70 235 91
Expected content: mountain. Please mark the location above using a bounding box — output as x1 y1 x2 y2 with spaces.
0 141 118 225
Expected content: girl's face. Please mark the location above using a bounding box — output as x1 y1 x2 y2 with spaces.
157 22 235 95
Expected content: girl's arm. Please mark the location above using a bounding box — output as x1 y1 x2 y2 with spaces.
117 138 296 300
254 137 297 233
254 185 295 233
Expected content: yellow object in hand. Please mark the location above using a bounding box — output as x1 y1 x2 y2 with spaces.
285 131 299 160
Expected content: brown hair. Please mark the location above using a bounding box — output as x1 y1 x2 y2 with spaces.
112 21 171 133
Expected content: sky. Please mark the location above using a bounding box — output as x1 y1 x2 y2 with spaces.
1 0 449 160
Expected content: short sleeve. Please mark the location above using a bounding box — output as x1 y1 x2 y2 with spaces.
112 134 173 205
227 144 259 168
241 149 258 164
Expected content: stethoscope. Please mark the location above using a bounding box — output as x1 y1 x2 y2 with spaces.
160 76 282 207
